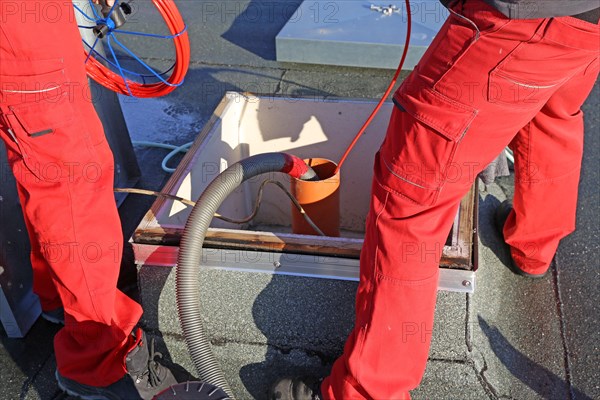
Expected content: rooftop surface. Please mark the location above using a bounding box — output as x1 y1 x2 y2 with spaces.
1 1 598 399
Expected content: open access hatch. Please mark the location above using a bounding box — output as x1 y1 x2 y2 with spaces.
133 92 478 293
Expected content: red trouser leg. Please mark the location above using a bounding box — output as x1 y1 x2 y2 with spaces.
18 200 62 311
0 1 142 386
322 1 599 398
505 68 599 275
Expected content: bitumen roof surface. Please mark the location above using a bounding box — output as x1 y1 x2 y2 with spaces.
1 1 598 399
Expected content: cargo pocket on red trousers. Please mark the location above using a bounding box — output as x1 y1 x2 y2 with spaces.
3 92 80 182
0 58 90 183
378 77 478 206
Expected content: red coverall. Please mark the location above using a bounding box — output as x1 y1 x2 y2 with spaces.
322 1 599 398
0 1 142 387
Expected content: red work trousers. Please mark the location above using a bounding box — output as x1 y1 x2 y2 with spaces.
322 1 599 398
0 1 142 387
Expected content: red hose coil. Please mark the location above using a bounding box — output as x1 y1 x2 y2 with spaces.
84 0 190 97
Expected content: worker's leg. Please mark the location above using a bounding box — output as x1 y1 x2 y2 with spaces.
505 61 599 275
321 107 516 400
321 1 599 398
0 1 142 387
18 203 62 311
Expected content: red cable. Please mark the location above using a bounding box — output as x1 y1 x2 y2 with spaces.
85 0 190 98
334 0 412 175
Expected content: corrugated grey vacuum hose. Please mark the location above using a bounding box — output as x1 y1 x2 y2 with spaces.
176 153 317 398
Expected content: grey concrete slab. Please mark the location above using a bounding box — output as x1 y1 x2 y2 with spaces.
431 292 470 361
412 360 491 400
279 67 406 99
138 265 470 363
0 319 62 400
554 83 600 400
0 343 33 398
88 0 303 69
276 0 446 70
22 355 60 400
472 183 570 400
153 327 480 400
156 334 331 400
179 0 302 68
120 65 286 148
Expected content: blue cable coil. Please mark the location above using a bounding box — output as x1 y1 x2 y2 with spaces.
74 0 187 96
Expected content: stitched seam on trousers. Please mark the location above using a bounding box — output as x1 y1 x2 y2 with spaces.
525 122 532 180
0 112 24 158
356 189 390 388
494 21 547 73
374 177 433 206
428 84 479 114
518 165 581 184
569 62 594 81
375 271 439 286
66 178 103 321
0 25 17 56
544 35 600 53
410 88 477 140
437 132 463 205
381 155 437 190
495 72 562 89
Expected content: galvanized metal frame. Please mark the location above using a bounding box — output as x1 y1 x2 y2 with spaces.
132 242 475 293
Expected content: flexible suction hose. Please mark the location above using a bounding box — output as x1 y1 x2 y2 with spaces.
176 153 317 398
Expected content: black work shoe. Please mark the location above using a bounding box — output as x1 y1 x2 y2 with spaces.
270 376 323 400
494 200 548 279
56 328 177 399
41 307 65 325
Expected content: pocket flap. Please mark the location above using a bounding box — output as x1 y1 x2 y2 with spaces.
394 74 478 142
8 93 72 137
